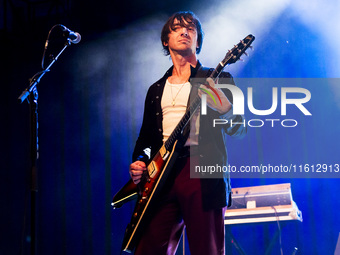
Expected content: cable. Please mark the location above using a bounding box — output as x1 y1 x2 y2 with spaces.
41 24 64 70
271 206 283 255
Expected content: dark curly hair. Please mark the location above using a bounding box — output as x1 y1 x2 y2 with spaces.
161 11 204 56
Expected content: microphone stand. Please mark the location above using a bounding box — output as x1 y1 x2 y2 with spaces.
18 39 72 255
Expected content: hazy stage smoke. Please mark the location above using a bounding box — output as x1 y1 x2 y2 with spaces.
72 0 340 138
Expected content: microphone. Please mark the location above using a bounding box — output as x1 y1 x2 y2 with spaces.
60 25 81 44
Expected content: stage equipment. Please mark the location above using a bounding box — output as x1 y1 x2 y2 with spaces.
224 183 302 255
225 183 302 224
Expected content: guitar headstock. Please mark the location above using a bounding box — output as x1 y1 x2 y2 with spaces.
222 34 255 66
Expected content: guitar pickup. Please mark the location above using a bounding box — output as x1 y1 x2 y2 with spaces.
160 145 169 160
148 161 157 178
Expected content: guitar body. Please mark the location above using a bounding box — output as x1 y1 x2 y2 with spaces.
111 34 255 253
111 179 138 209
121 140 183 252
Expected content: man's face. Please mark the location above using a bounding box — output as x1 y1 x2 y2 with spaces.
164 18 198 56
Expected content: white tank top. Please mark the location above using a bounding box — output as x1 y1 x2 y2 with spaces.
161 79 199 145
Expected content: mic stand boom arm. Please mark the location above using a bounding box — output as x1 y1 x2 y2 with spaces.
18 41 71 103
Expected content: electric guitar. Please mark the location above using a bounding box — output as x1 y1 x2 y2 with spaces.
112 34 255 253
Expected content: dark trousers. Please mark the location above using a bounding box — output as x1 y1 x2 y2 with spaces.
135 155 226 255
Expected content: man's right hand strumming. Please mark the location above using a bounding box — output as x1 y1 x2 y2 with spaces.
129 161 146 184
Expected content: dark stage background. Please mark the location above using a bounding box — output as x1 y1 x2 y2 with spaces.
1 0 340 254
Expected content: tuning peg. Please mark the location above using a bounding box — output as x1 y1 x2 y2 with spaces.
243 51 248 56
239 58 244 61
249 45 254 50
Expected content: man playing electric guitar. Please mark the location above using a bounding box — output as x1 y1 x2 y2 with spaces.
129 11 247 255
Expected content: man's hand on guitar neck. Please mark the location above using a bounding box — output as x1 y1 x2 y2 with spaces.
198 77 232 115
129 161 147 184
